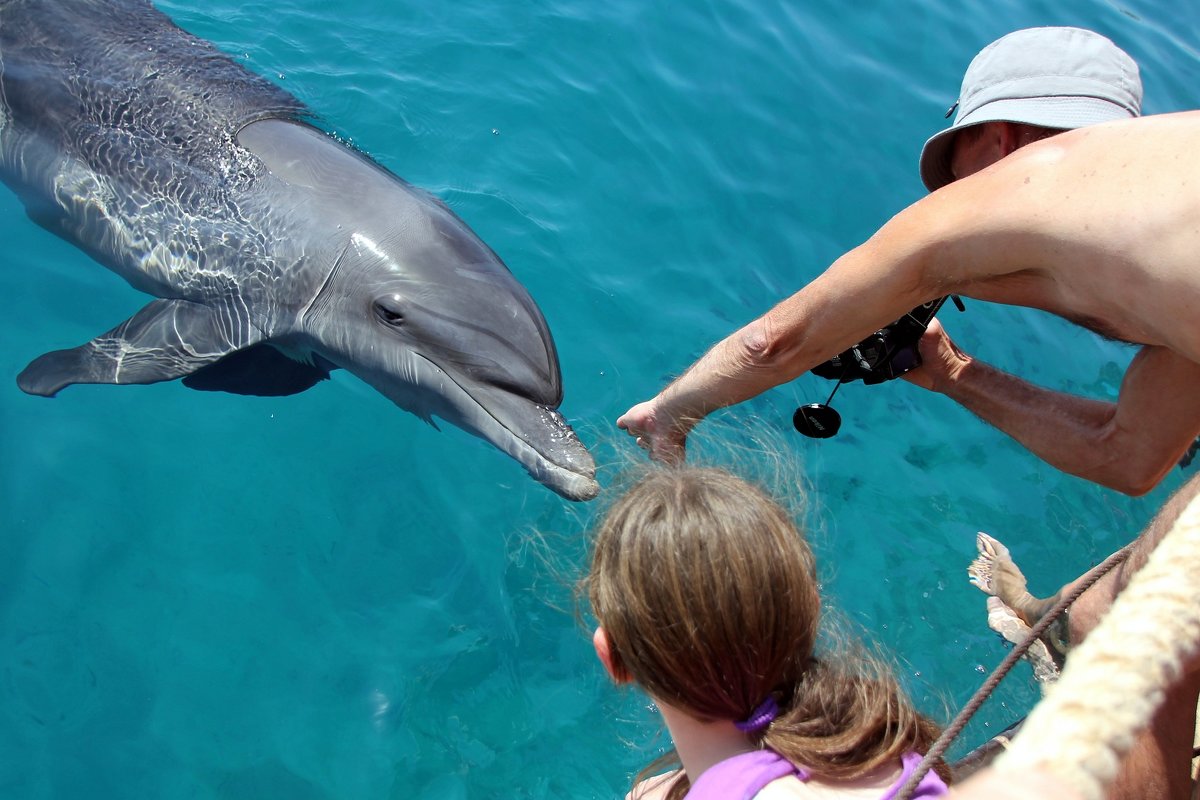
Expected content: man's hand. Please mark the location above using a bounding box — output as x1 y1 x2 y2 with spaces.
616 400 689 464
902 318 971 392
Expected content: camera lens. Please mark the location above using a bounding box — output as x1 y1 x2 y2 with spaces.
793 404 841 438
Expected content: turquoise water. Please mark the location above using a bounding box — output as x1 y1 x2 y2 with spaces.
2 1 1198 798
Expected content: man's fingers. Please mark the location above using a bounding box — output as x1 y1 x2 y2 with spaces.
616 402 653 436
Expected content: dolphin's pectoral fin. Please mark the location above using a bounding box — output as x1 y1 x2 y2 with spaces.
17 299 262 397
183 345 334 396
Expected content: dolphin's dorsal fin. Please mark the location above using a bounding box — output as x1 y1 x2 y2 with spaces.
17 298 265 397
182 345 333 396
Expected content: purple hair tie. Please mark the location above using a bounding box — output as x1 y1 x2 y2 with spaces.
734 696 778 733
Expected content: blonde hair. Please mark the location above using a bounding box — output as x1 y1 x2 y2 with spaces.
583 466 945 799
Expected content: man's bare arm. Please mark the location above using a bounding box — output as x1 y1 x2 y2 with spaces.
910 323 1200 494
616 222 952 460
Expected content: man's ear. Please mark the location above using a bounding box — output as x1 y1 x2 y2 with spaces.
593 627 633 684
996 121 1025 158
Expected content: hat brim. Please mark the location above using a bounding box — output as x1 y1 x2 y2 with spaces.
918 95 1137 192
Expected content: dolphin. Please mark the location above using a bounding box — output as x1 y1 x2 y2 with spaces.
0 0 598 500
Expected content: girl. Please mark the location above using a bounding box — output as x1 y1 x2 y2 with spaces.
583 467 949 799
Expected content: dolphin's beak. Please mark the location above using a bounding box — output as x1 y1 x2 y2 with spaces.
359 352 599 501
462 383 599 501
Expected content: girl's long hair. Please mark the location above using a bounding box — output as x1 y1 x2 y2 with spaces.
582 466 945 799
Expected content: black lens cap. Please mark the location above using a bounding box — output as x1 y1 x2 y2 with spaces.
793 404 841 439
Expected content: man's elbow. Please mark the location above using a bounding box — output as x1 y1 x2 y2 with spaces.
1106 471 1161 497
1089 452 1173 497
737 317 788 370
739 309 820 374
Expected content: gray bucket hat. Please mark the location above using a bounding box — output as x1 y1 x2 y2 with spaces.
919 27 1142 191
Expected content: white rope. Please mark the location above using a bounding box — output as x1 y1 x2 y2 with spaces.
994 493 1200 799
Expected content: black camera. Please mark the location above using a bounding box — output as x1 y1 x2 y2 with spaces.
793 296 963 439
811 296 956 385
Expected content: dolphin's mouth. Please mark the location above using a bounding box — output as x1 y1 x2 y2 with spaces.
394 353 599 501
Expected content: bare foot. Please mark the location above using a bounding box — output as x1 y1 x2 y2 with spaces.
969 532 1060 624
985 597 1060 688
969 532 1070 664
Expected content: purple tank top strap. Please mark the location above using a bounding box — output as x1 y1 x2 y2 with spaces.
877 752 950 800
685 750 807 800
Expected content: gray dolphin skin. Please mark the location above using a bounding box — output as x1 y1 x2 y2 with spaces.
0 0 599 500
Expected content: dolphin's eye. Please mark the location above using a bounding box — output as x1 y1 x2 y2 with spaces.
373 297 405 326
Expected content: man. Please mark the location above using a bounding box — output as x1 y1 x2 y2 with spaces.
910 27 1200 497
622 26 1200 494
618 26 1200 798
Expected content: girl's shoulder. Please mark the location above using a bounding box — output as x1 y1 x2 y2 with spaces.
625 771 677 800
